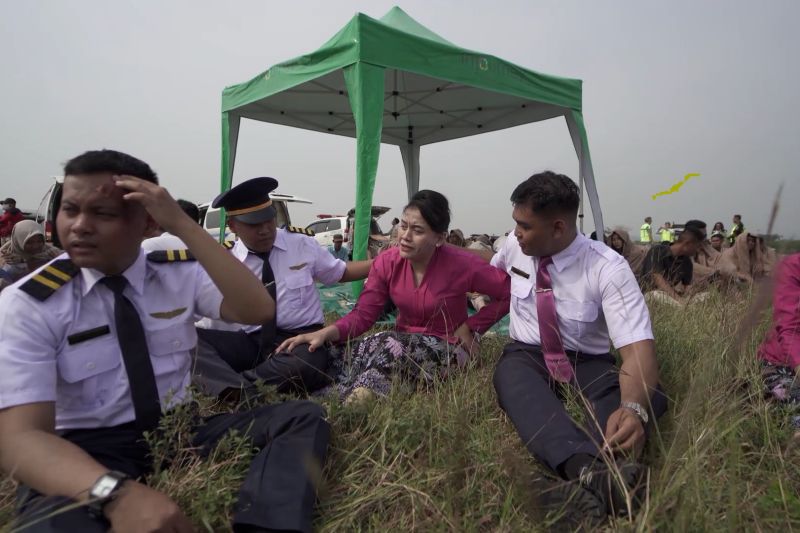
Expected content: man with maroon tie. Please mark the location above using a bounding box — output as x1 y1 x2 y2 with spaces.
491 171 667 523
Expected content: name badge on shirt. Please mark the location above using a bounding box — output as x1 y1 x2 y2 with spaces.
67 325 111 345
289 263 308 271
510 266 530 279
149 307 187 319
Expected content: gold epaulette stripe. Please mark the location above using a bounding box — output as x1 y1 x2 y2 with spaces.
32 274 61 291
45 265 73 282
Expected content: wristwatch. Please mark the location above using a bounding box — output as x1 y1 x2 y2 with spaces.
621 401 649 425
87 470 129 516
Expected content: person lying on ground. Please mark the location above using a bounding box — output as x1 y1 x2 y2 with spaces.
193 176 372 401
757 252 800 442
0 149 329 533
277 190 510 404
0 219 61 290
491 171 667 524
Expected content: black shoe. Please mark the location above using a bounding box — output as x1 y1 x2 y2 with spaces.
577 460 644 518
537 477 607 530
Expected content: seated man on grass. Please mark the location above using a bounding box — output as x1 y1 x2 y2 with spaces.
0 150 329 533
491 171 667 524
640 220 706 306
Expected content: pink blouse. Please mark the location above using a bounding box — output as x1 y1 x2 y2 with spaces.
758 253 800 369
335 245 510 344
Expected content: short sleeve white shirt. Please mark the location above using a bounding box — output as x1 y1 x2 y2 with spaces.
491 233 653 354
0 250 223 430
198 229 346 333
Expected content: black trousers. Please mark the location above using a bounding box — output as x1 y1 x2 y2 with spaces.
493 341 668 473
194 325 332 396
15 401 330 533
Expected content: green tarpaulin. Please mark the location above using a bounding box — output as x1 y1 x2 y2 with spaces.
220 6 604 294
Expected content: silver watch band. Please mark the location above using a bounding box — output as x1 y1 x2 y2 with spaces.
621 401 649 424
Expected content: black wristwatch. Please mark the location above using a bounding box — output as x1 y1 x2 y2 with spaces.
87 470 129 516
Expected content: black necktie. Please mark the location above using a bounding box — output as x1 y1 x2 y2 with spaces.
253 251 277 354
101 276 161 431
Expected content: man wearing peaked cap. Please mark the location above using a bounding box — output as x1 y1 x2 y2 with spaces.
194 176 373 399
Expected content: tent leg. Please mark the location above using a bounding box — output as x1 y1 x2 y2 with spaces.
400 143 421 201
344 62 385 296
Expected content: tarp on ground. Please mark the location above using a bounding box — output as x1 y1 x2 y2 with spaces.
221 6 604 293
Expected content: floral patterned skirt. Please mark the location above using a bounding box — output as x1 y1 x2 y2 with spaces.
320 331 469 399
762 360 800 429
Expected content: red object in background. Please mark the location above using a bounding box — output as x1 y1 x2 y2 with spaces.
0 209 25 238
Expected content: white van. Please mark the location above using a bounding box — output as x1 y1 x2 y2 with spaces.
198 192 313 241
306 206 390 248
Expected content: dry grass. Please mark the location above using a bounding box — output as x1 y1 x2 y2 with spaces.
2 288 799 531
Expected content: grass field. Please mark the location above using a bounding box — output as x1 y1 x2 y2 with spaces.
2 288 799 531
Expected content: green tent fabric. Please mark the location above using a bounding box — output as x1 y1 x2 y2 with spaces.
220 6 604 294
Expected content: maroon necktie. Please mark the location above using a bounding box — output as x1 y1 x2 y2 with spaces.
535 256 575 383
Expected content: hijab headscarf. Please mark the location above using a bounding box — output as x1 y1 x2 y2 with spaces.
0 220 61 272
609 227 647 278
719 231 770 281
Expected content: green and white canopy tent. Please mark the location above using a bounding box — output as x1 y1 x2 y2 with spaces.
221 6 603 292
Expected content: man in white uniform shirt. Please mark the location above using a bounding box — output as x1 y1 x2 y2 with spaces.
491 171 667 523
194 177 372 399
0 150 329 532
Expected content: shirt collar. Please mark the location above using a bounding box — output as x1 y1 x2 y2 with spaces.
80 248 147 296
233 230 287 260
549 233 589 273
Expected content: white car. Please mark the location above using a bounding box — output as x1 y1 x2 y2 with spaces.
306 206 390 248
198 192 313 241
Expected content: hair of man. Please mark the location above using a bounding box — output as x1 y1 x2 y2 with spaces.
64 149 159 185
510 170 580 222
176 199 200 224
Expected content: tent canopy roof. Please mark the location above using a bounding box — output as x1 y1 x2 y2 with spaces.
222 6 583 146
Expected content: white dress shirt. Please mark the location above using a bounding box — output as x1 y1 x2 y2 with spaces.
198 228 346 333
491 233 653 354
0 250 223 430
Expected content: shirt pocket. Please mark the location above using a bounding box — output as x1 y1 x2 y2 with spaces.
510 276 535 319
57 333 121 408
284 269 315 307
558 300 599 340
146 324 196 390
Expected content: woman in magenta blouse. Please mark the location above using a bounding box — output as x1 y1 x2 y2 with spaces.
757 252 800 437
278 190 510 400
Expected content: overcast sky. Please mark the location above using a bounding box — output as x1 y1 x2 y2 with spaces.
1 0 797 238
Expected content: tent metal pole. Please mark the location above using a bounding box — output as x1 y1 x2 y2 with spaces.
578 174 584 233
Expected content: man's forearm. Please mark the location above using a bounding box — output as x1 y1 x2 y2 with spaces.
1 428 108 502
617 340 659 407
340 260 373 282
653 273 681 300
172 218 273 324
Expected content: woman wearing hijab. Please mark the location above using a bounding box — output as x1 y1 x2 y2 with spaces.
607 227 647 279
719 231 771 284
0 220 62 289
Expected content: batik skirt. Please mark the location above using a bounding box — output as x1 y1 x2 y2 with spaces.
762 360 800 429
321 331 469 399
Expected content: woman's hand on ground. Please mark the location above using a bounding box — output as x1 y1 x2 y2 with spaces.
454 323 480 359
276 328 333 353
